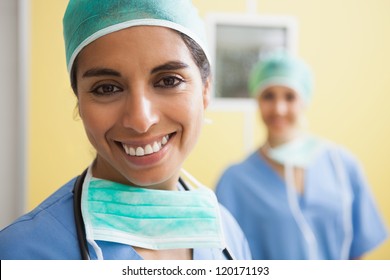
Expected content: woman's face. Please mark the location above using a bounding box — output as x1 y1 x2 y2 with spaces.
76 26 210 190
257 85 305 146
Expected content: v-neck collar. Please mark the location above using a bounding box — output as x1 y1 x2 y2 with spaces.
251 150 311 201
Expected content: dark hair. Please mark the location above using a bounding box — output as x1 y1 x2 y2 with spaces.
177 31 211 84
70 30 211 95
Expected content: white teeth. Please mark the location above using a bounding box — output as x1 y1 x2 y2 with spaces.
144 144 153 155
136 147 145 156
152 142 160 152
123 134 171 157
129 147 136 156
123 145 129 154
162 136 168 145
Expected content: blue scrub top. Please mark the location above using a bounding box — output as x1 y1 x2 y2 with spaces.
0 176 251 260
215 144 388 260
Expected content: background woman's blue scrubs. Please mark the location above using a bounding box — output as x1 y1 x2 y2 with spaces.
216 145 388 259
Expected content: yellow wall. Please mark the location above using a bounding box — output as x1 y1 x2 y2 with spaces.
29 0 389 259
29 0 91 207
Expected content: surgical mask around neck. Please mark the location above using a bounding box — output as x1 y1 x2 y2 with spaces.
265 134 325 168
81 167 225 259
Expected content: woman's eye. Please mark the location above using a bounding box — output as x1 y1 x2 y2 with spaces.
261 91 275 101
285 92 296 102
91 84 122 96
155 76 184 88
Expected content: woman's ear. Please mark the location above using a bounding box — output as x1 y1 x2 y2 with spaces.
72 102 82 121
202 77 211 109
76 101 83 119
77 101 81 117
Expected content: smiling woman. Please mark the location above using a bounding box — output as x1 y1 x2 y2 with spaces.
75 26 208 189
0 0 251 260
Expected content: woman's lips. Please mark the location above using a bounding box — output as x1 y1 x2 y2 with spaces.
118 133 176 167
121 134 171 157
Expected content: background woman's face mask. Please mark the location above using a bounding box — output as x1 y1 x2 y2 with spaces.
265 134 325 168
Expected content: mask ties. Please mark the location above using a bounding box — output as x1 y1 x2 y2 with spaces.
285 163 319 259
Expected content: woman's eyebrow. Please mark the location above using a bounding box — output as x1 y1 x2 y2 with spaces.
151 61 189 74
82 68 121 78
81 62 189 77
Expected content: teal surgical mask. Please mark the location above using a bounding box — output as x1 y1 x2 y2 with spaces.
265 134 325 168
81 167 225 259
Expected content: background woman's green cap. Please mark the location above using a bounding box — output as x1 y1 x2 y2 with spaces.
248 51 314 104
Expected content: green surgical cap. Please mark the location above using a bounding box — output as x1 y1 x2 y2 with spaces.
63 0 208 72
248 51 314 103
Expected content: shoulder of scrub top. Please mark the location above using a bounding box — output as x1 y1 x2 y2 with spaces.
0 177 80 259
218 203 252 260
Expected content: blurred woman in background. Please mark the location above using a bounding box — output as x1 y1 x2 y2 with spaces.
215 51 388 259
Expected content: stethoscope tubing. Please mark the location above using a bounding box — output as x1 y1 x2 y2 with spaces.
73 168 90 260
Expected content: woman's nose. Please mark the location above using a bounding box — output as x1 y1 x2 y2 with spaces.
274 100 288 115
121 92 159 133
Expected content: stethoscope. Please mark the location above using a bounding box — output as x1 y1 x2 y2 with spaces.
73 168 234 260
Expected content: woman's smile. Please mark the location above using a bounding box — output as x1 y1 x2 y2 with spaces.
115 132 177 167
121 133 173 157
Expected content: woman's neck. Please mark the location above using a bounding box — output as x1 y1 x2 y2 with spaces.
134 247 193 260
266 130 304 148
